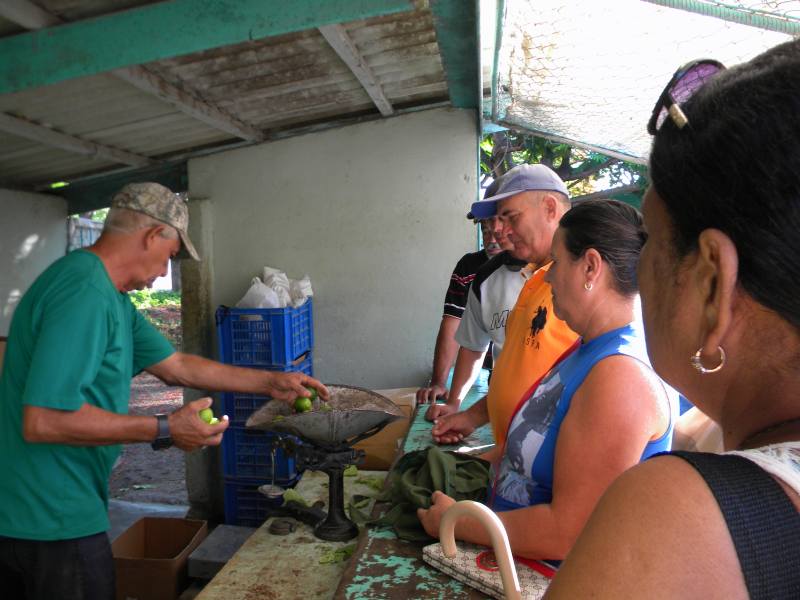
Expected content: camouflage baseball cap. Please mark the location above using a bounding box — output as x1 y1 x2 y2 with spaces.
111 182 199 260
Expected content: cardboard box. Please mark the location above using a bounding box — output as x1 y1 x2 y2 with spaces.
354 388 416 470
112 517 208 600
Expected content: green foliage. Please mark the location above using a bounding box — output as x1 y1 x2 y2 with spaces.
480 132 647 203
91 208 109 222
128 289 180 309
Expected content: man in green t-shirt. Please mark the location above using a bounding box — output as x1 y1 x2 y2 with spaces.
0 182 328 600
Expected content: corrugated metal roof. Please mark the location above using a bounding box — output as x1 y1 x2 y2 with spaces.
0 0 458 192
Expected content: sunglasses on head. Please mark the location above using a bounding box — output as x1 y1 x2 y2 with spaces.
647 59 726 135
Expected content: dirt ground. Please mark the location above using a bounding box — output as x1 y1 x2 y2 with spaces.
108 306 189 505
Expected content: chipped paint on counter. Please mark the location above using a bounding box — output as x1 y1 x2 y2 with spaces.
196 470 386 600
336 527 487 600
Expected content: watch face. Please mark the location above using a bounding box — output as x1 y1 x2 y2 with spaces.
151 414 173 450
151 437 173 450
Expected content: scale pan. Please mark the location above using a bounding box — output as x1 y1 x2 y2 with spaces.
246 384 404 446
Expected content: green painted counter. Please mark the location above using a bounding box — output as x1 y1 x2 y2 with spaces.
402 369 495 455
196 470 386 600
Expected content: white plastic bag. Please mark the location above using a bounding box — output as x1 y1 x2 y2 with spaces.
235 277 281 309
262 266 283 281
246 266 315 309
263 269 291 307
289 275 313 307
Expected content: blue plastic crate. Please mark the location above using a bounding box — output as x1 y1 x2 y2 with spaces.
216 300 313 366
221 427 300 481
219 354 313 427
223 476 300 527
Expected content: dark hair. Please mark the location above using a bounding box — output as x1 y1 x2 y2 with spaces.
649 39 800 328
559 199 646 296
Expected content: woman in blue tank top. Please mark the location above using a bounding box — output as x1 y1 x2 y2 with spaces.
419 200 677 562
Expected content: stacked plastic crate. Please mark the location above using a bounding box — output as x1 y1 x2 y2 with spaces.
215 299 313 526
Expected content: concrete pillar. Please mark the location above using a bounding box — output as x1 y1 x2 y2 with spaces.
180 198 225 521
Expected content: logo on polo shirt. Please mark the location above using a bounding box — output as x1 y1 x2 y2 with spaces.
525 305 547 348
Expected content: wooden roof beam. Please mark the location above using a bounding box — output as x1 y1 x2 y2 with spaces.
318 24 394 117
0 0 414 95
0 0 59 28
0 0 264 142
111 67 265 142
0 112 156 167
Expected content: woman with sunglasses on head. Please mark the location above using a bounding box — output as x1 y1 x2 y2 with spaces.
419 199 677 562
545 40 800 599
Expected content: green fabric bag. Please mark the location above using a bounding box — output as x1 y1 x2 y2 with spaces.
351 446 490 542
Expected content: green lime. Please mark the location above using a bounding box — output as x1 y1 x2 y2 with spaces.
198 408 214 424
303 387 318 401
294 397 313 413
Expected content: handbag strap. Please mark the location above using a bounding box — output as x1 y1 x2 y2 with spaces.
670 450 800 599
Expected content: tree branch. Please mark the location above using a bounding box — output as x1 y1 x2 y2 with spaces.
569 157 618 182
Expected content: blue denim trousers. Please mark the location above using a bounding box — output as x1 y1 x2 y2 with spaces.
0 531 114 600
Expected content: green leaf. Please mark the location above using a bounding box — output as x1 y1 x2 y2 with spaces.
318 544 356 564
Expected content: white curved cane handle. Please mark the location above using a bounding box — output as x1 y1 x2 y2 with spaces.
439 500 522 600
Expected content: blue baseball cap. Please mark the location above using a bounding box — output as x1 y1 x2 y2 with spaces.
468 164 569 219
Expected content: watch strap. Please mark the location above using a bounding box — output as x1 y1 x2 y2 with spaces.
150 413 173 450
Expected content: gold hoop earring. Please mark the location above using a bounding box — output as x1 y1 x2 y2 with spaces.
690 346 726 374
584 282 593 291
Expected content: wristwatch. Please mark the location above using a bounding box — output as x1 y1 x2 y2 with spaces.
151 413 173 450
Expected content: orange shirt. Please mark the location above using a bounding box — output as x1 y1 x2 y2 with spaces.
486 263 579 446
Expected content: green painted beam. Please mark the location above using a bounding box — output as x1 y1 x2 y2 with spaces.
642 0 800 36
430 0 480 109
55 162 188 214
0 0 414 94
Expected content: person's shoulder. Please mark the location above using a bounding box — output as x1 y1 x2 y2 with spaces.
587 325 663 390
453 249 488 274
546 454 744 598
38 249 85 276
474 251 525 286
602 454 740 562
50 249 100 276
597 452 699 509
29 250 98 296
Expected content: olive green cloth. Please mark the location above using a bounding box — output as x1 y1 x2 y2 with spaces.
351 446 490 542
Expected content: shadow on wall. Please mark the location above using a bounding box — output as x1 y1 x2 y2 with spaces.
3 234 42 320
0 191 67 335
2 234 46 325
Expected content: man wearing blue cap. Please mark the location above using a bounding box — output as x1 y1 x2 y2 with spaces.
424 209 529 421
432 164 579 448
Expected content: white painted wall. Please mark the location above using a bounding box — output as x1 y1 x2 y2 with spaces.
190 108 478 389
0 190 67 335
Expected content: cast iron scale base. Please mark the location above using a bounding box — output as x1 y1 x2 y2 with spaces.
246 385 403 542
295 443 364 541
